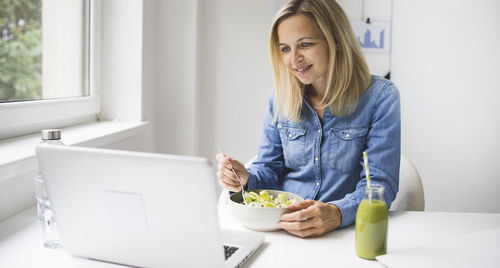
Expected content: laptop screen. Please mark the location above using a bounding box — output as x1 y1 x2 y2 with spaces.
36 145 227 267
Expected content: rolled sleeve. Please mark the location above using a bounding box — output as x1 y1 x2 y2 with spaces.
330 190 363 228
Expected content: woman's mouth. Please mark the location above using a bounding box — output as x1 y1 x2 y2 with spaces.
294 64 312 74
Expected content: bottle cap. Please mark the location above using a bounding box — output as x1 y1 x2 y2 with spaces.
41 129 61 140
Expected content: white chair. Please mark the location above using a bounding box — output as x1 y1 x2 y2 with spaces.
390 154 425 211
218 154 425 211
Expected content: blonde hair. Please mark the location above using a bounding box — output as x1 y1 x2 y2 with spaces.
269 0 371 121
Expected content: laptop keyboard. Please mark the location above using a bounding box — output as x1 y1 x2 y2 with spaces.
224 245 239 260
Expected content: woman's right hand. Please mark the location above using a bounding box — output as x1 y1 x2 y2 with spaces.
215 153 249 192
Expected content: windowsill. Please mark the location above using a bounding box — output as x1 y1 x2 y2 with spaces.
0 120 150 222
0 120 149 171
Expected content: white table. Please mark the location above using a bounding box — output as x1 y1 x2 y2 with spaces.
217 204 500 267
1 206 499 267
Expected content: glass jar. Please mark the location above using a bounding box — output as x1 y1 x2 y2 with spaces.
355 184 388 259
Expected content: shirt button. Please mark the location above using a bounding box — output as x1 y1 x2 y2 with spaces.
345 133 350 138
288 134 292 138
314 157 319 161
316 182 320 186
317 129 321 133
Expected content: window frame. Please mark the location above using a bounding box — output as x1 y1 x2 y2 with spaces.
0 0 101 140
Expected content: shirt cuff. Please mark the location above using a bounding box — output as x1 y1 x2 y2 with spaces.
330 198 359 228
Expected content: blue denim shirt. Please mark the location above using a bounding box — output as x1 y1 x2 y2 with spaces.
247 75 401 228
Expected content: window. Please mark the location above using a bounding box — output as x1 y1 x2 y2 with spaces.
0 0 100 139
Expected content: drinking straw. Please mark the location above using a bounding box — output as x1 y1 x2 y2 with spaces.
363 151 372 200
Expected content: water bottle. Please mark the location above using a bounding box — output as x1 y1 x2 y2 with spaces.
34 129 63 248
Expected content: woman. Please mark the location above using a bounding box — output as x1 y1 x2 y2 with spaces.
216 0 400 238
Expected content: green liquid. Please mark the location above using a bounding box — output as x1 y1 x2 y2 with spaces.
355 199 388 260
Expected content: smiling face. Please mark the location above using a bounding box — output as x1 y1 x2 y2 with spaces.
277 14 331 92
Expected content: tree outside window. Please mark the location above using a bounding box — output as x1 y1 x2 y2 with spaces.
0 0 42 102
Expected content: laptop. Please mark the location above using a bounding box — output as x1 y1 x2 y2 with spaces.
35 145 264 268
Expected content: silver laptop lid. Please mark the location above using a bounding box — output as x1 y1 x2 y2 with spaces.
36 145 225 268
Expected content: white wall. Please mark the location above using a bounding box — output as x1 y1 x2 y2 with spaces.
100 0 143 122
154 0 199 156
150 0 276 162
391 0 500 212
141 0 158 153
197 0 275 162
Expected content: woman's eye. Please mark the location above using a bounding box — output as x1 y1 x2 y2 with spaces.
281 46 290 53
301 42 313 47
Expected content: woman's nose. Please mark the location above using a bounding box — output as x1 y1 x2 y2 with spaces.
291 49 304 65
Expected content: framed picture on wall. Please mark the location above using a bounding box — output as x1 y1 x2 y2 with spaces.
351 20 391 53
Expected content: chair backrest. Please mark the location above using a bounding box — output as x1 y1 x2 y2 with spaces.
223 154 425 211
390 154 425 211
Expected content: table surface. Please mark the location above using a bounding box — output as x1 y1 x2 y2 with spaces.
1 205 499 268
217 204 500 267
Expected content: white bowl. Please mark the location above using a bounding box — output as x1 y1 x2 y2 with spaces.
227 189 304 231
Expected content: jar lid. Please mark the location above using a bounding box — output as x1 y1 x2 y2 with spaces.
41 129 61 140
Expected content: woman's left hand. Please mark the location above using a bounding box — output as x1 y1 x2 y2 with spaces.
278 200 342 238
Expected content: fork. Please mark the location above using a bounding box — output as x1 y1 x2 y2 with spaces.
218 148 247 204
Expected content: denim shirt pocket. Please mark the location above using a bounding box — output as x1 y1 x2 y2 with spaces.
278 124 307 168
329 127 368 171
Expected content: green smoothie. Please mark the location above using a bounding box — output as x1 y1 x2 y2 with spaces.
355 199 388 259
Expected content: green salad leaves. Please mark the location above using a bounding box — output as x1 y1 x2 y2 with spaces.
244 190 296 208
